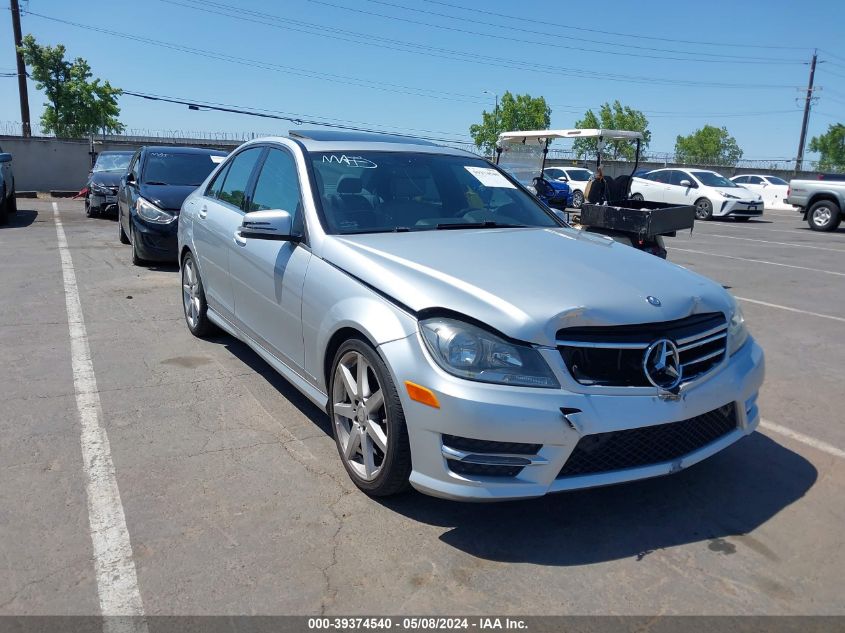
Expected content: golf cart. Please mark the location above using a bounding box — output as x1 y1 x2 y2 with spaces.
495 129 695 258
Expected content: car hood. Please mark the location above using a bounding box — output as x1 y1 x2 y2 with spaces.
139 184 198 211
90 171 123 187
324 227 733 346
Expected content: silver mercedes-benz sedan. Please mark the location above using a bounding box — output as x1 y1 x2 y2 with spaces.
177 130 764 501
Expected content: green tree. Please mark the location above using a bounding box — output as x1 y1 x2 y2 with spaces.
808 123 845 171
572 101 651 160
674 125 743 166
469 91 551 155
18 35 124 138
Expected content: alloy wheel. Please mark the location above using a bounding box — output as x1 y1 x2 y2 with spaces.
332 350 388 481
182 257 201 329
812 206 832 228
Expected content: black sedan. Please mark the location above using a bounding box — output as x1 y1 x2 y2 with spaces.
86 151 134 217
117 146 227 265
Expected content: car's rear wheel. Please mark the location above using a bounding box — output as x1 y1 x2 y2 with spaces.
695 197 713 220
572 190 584 208
807 200 841 232
631 193 644 202
181 252 215 337
118 210 130 244
329 339 411 497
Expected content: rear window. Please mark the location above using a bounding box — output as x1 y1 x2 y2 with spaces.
142 152 225 186
566 169 593 181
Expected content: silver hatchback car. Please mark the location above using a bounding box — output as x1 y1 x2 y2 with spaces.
177 130 764 501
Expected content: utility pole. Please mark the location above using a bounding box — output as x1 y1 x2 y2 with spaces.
795 49 817 172
10 0 31 137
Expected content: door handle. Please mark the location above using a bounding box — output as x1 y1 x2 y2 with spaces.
198 206 208 219
233 230 247 246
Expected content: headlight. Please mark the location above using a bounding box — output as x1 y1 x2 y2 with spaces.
135 198 175 224
90 183 110 194
419 317 560 388
727 300 749 356
722 192 740 199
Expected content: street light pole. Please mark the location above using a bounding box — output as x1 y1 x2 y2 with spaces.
10 0 32 137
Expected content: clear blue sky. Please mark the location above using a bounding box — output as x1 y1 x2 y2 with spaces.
2 0 844 161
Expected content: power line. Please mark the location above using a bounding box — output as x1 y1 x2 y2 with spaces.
423 0 811 52
120 90 474 144
309 0 804 65
158 0 800 90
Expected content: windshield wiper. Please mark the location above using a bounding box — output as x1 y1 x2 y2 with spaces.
435 221 526 230
145 180 169 186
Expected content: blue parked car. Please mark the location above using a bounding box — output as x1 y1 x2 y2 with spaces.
501 167 572 208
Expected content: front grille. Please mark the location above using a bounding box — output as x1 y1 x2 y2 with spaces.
442 434 542 456
557 403 737 478
557 312 727 387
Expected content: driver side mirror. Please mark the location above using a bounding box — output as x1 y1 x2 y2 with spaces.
240 210 299 241
558 176 568 182
679 179 693 188
125 172 136 184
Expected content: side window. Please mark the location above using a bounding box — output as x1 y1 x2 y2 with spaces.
733 176 748 184
670 171 690 186
205 162 230 199
218 147 263 210
748 176 763 185
129 152 141 180
654 171 672 184
249 149 302 215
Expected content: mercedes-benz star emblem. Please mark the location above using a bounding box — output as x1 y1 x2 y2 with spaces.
643 338 682 390
646 295 661 306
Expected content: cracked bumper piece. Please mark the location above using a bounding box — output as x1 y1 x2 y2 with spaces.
378 334 764 501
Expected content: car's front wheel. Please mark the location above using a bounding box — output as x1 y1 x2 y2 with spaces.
807 200 841 232
329 339 411 497
572 190 584 208
695 197 713 220
118 209 130 244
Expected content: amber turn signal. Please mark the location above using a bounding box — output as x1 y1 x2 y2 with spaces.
404 381 441 409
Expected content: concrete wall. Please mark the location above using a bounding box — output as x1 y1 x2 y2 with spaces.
0 136 239 192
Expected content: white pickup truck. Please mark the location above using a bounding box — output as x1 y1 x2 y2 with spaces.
786 178 845 231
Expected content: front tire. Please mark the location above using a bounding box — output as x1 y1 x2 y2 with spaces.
807 200 841 232
695 197 713 220
329 339 411 497
181 252 215 337
572 190 584 209
118 210 130 244
130 225 146 266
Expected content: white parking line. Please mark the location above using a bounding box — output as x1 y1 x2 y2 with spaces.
669 247 845 277
53 203 148 630
761 420 845 460
734 296 845 323
696 233 845 253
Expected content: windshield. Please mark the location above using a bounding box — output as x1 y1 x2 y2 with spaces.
310 152 561 234
565 169 593 181
93 153 133 172
143 152 223 186
691 171 738 188
767 176 788 185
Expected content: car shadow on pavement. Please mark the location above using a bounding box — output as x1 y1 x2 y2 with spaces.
0 209 38 228
380 433 816 566
216 335 332 433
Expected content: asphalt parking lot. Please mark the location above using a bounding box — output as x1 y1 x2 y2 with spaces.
1 198 843 616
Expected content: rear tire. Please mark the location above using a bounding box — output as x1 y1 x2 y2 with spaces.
807 200 841 232
329 338 411 497
631 193 644 202
695 197 713 220
181 251 215 337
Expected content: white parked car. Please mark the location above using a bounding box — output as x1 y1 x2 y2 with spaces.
730 174 791 211
631 168 764 221
543 166 593 208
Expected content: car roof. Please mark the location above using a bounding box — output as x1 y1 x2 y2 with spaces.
275 129 478 157
141 145 228 156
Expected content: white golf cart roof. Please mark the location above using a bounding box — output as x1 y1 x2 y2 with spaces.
497 129 644 145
